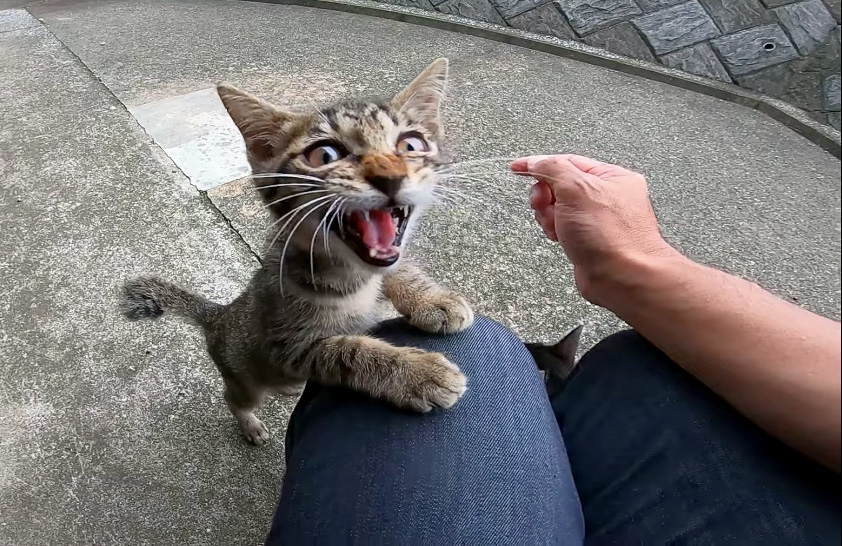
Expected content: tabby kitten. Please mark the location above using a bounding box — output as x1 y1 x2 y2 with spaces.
122 59 474 445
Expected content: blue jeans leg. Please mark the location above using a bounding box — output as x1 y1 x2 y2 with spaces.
553 330 841 544
266 316 584 545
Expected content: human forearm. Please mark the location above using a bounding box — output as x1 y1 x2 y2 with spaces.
515 154 842 470
590 250 842 471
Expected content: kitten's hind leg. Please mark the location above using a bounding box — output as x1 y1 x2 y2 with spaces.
223 378 271 446
384 262 474 334
276 381 306 397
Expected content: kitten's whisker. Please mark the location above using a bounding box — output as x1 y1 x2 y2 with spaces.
431 181 477 203
441 171 519 189
337 199 347 236
458 169 574 188
271 195 334 295
440 156 517 167
253 183 321 190
280 200 331 296
432 191 462 202
432 184 469 197
320 199 339 255
272 194 335 236
309 206 331 285
430 186 464 204
432 188 468 200
264 189 333 209
432 195 460 207
266 195 335 253
313 198 342 278
251 172 325 183
439 170 499 182
435 157 518 174
323 198 346 258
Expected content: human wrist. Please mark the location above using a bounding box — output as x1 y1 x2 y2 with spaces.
579 243 689 310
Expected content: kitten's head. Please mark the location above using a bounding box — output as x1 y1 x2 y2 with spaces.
218 58 449 273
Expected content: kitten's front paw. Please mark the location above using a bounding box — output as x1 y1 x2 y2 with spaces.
406 293 474 335
394 351 467 412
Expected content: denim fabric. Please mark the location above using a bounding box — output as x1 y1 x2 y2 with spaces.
554 330 841 545
267 321 839 545
266 316 585 545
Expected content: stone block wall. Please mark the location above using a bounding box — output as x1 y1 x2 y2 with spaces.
381 0 842 129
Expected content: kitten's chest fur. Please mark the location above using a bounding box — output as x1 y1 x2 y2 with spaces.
215 251 384 382
276 271 384 338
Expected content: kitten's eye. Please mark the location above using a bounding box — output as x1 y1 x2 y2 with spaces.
306 145 343 167
396 134 429 154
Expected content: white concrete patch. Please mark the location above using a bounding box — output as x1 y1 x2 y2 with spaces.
129 87 250 191
0 9 40 33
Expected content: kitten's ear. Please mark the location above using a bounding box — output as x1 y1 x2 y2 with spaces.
392 58 449 137
217 84 298 164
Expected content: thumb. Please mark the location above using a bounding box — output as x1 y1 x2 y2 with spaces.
527 156 588 202
511 155 553 174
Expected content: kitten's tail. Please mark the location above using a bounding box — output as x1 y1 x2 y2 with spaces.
120 276 223 327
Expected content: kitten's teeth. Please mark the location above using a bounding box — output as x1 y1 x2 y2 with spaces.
369 248 377 258
363 210 370 222
403 206 410 217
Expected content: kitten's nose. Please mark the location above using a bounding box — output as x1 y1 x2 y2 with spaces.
361 153 407 199
367 176 402 199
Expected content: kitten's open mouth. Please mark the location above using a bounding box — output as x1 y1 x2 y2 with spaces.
332 206 412 267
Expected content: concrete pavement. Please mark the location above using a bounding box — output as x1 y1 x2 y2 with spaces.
1 0 840 544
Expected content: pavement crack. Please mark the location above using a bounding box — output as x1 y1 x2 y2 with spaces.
31 10 261 264
200 191 263 264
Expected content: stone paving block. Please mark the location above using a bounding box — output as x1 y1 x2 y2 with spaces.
555 0 641 35
631 1 720 54
773 0 837 54
583 21 656 60
490 0 548 19
829 111 841 128
660 42 733 81
760 0 800 6
822 0 840 20
435 0 507 24
636 0 685 11
737 61 824 108
699 0 773 33
791 27 841 68
382 0 436 10
711 23 799 75
507 2 577 38
825 73 841 109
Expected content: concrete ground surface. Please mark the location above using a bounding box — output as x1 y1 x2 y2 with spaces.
0 0 839 544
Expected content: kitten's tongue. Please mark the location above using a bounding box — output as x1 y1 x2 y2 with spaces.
350 210 397 252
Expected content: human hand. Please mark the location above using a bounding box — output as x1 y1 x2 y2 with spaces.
511 154 676 302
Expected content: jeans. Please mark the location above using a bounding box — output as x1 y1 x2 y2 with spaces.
266 317 840 545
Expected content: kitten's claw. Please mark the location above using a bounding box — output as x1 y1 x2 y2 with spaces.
407 294 474 335
398 352 467 412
